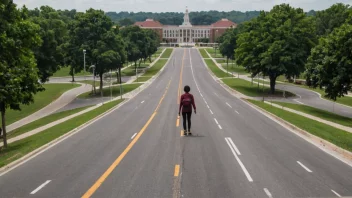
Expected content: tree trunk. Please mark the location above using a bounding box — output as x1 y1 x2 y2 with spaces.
0 103 7 148
269 75 277 94
99 72 103 95
118 67 122 83
71 67 75 82
116 72 119 83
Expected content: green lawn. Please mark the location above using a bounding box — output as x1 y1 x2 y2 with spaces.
215 59 227 63
8 106 92 139
78 83 141 99
6 83 80 125
0 99 124 168
248 100 352 152
53 67 91 77
134 76 152 83
142 59 168 77
205 48 223 58
222 64 248 74
80 80 101 88
160 48 173 58
272 101 352 128
121 66 144 76
199 49 210 58
204 59 229 78
222 78 295 97
156 48 164 53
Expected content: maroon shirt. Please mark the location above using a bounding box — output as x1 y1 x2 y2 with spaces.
179 93 196 113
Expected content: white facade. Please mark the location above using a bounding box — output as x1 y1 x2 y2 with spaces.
162 7 211 43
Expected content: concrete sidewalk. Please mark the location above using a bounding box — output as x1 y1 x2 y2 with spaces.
6 83 92 132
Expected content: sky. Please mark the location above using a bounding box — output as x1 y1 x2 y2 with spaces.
13 0 352 13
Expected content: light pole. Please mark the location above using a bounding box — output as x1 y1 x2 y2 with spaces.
215 30 218 58
83 49 86 83
110 69 112 101
89 65 96 94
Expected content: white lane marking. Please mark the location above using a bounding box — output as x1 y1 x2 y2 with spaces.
235 110 240 114
294 99 304 105
226 102 232 108
263 188 273 198
226 137 241 155
207 105 210 109
225 138 253 182
141 100 145 104
30 180 51 194
218 125 222 129
209 109 214 114
214 93 219 97
297 161 312 173
131 133 137 139
204 100 208 105
331 189 341 197
214 118 219 124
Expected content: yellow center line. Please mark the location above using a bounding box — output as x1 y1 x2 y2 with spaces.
176 116 180 127
180 130 184 137
174 165 180 177
82 79 172 198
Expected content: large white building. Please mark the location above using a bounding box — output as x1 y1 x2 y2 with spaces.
135 7 237 44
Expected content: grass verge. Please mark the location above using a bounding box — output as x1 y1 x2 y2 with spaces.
8 106 92 139
134 76 152 83
53 67 91 77
222 64 248 74
80 80 101 88
204 59 229 78
78 83 141 99
142 59 168 77
222 78 295 97
6 83 80 125
248 100 352 152
160 48 173 58
199 49 210 58
0 99 124 168
271 101 352 128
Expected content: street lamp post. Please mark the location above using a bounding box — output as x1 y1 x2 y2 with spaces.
83 49 86 83
89 65 96 94
215 30 218 58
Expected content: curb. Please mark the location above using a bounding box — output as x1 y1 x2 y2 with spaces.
196 48 352 167
243 99 352 167
0 49 175 175
0 99 129 174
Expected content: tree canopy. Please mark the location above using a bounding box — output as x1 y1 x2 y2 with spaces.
0 1 43 147
235 4 317 94
305 24 352 100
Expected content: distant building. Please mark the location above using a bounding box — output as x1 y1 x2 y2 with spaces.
134 7 237 44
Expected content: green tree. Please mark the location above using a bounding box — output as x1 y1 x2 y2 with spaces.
29 6 68 82
219 28 239 68
305 23 352 100
0 2 43 148
315 3 351 36
118 18 135 26
236 4 317 94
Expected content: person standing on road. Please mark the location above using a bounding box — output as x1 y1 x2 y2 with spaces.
179 85 196 135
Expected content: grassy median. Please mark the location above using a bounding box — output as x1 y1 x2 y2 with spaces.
142 59 168 77
272 101 352 128
0 99 124 168
78 83 141 99
248 100 352 152
222 78 295 98
53 67 91 77
8 106 92 139
134 76 152 83
6 83 80 125
204 59 229 78
160 48 173 58
222 64 248 74
199 49 210 58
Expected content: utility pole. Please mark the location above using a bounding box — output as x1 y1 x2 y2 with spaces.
83 49 86 83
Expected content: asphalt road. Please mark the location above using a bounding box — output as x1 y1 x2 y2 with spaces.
0 48 351 198
275 83 352 118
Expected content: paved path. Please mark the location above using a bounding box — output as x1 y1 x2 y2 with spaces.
206 50 352 118
0 48 351 198
6 83 92 132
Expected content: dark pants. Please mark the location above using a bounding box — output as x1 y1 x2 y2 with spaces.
182 112 192 131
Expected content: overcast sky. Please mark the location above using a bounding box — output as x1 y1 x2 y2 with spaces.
13 0 352 13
